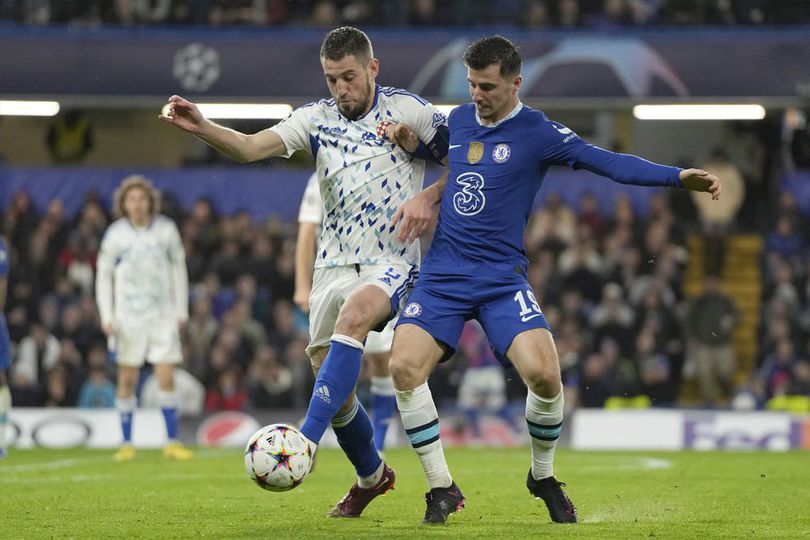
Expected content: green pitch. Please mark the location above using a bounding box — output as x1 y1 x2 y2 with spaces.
2 447 808 538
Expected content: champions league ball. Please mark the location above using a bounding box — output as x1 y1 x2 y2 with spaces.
244 424 312 492
173 43 220 92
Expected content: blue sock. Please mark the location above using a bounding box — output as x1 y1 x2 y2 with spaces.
116 396 135 444
332 397 382 477
462 408 481 439
370 376 396 452
158 390 179 440
300 335 363 444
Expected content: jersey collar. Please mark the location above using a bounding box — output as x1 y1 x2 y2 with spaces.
476 100 523 128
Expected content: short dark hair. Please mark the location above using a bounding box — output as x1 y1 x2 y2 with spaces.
320 26 373 64
463 35 521 78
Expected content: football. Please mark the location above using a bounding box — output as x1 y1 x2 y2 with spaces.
244 424 312 492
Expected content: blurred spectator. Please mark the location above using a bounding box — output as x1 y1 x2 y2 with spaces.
45 110 94 165
10 322 59 406
77 367 116 408
590 282 635 355
44 367 72 407
685 276 739 407
205 364 248 412
692 148 746 277
755 337 797 400
246 344 293 408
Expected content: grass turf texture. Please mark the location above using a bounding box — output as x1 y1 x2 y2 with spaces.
2 448 808 538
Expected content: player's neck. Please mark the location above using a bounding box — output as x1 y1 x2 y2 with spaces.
478 98 522 127
127 215 151 228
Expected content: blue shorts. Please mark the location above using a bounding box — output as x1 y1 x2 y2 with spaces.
396 271 550 366
0 314 10 370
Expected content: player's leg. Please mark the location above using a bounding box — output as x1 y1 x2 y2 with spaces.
114 364 139 461
149 323 192 460
0 371 9 459
302 265 411 517
366 323 396 453
480 284 576 524
390 316 466 525
0 316 11 458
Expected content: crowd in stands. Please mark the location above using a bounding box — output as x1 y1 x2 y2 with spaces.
3 174 810 416
2 0 809 28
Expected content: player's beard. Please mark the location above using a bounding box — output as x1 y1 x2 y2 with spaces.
337 79 373 121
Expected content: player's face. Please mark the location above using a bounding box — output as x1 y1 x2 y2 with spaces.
123 187 151 224
322 54 379 121
467 64 521 124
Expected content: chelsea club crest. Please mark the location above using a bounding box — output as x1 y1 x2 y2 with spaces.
403 302 423 318
492 143 511 163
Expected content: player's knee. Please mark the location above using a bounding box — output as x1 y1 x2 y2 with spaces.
522 362 561 395
388 353 425 390
333 307 373 339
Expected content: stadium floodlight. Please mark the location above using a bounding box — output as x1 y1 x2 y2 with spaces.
633 104 766 121
196 103 293 120
0 100 61 117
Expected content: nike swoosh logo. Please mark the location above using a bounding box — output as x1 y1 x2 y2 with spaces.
553 124 572 135
521 314 543 322
449 144 462 149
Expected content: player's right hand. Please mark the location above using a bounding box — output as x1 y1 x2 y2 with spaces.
385 123 419 153
392 192 432 244
159 95 206 133
102 322 114 337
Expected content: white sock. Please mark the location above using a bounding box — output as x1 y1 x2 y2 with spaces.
358 461 384 488
526 389 564 480
0 385 10 452
396 382 452 490
370 376 395 396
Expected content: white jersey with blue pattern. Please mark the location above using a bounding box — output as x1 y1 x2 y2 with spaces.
272 85 447 269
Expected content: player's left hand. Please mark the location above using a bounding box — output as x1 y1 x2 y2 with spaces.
680 168 721 200
385 123 419 153
392 193 432 244
178 319 187 333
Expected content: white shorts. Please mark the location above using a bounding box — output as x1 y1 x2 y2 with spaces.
307 261 418 360
458 366 507 410
365 318 395 355
112 319 182 368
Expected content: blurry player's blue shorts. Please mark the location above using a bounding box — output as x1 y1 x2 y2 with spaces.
0 314 10 370
395 270 550 366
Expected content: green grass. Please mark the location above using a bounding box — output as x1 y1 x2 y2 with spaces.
2 447 808 539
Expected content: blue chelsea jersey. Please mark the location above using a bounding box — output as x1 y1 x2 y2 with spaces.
423 103 588 275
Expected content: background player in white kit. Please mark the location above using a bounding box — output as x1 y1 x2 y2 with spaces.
294 173 397 454
160 26 448 516
96 175 192 461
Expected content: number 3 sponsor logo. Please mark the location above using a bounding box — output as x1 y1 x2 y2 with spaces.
453 172 486 216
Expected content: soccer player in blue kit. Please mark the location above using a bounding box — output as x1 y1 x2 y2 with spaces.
0 233 11 458
387 36 721 525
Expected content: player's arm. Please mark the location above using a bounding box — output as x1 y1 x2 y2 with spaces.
159 95 287 163
575 146 721 199
392 168 449 244
95 234 116 336
294 174 322 312
294 222 318 313
167 223 190 326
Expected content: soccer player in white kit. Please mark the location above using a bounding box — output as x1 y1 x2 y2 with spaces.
95 175 192 462
294 173 397 454
160 26 448 516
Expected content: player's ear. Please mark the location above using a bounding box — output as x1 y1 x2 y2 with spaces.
512 74 522 93
368 58 380 80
